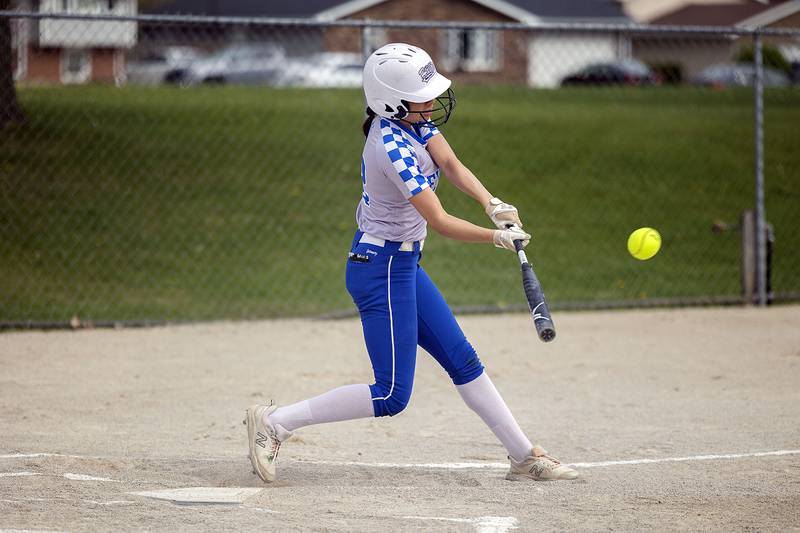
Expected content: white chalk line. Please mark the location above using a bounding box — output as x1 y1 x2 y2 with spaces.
0 529 67 533
405 515 518 533
0 452 227 463
245 506 279 514
299 449 800 471
2 449 799 474
131 487 262 505
569 449 800 468
0 453 87 460
0 471 121 482
62 473 120 483
85 500 135 506
0 498 133 506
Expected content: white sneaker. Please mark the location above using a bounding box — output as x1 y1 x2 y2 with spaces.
506 445 579 481
244 403 291 483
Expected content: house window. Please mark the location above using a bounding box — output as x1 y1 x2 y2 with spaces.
60 0 115 13
61 48 92 84
444 29 500 72
77 0 102 12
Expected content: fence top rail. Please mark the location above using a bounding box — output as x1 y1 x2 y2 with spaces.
2 10 799 37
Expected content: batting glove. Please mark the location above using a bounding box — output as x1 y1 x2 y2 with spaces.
485 197 523 229
493 226 531 252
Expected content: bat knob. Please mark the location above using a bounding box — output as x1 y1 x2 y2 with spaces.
539 328 556 342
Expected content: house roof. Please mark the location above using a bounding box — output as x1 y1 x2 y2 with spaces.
317 0 629 22
651 1 795 26
146 0 629 22
501 0 629 20
145 0 346 18
738 0 800 26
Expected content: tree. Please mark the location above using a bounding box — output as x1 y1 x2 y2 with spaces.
0 0 25 129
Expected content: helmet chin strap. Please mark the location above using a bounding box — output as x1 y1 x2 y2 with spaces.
412 118 439 128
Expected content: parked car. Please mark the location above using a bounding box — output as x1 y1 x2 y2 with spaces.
690 63 790 88
172 43 286 86
278 53 363 88
560 60 658 87
126 46 203 85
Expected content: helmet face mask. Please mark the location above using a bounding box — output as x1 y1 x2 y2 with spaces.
363 43 456 128
413 87 457 128
392 87 456 128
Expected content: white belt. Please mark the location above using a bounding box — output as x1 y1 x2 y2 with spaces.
360 232 424 252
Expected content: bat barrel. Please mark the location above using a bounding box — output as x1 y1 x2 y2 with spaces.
513 241 557 343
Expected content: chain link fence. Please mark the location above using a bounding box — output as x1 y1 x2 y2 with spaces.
1 11 799 327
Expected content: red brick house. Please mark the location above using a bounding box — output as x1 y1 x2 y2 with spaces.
12 0 137 85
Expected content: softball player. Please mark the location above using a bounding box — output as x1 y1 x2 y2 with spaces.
246 43 577 483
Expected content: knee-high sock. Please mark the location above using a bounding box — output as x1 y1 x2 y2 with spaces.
456 371 533 462
268 383 374 433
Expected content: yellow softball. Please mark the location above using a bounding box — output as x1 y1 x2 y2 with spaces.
627 227 661 260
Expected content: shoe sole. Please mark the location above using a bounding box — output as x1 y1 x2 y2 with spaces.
245 406 275 483
505 471 579 481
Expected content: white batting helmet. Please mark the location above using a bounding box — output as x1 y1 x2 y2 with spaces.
363 43 456 127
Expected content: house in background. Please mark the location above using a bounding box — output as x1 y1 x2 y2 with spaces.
633 0 800 81
316 0 632 88
141 0 324 57
144 0 632 88
12 0 137 85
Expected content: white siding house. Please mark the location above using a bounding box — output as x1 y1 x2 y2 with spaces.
529 33 630 88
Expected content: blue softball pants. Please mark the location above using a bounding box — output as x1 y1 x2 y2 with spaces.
345 230 485 417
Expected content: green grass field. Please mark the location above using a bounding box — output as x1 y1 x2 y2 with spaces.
1 85 798 322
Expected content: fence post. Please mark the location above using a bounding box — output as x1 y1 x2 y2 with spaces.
753 29 767 307
741 210 755 303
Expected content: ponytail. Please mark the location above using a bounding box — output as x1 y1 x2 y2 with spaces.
362 107 376 137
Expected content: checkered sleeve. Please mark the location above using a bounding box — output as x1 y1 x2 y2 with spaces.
378 119 430 200
418 125 440 144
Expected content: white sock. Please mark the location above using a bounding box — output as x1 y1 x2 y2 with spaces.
456 372 533 463
268 384 374 433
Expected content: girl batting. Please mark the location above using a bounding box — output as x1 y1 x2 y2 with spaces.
246 43 577 483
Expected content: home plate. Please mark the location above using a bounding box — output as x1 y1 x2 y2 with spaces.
131 487 262 505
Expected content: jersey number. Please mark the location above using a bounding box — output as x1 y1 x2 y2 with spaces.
360 157 370 205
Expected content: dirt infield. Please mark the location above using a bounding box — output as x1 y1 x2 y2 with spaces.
2 306 799 531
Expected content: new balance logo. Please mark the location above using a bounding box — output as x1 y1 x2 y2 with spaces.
529 463 547 477
255 432 268 449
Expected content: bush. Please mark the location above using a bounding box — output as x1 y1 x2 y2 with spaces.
735 44 791 75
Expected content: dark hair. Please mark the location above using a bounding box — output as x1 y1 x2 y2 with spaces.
362 107 376 137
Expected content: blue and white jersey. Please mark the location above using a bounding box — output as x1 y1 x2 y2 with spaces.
356 117 440 242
